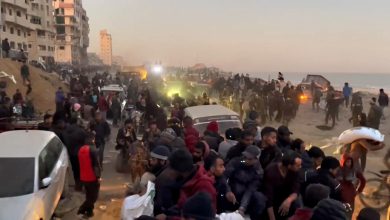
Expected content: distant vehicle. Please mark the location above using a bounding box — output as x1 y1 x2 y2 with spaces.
30 60 46 71
299 74 331 92
0 130 69 220
184 105 242 135
100 84 127 119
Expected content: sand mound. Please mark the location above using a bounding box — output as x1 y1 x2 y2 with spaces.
0 59 67 113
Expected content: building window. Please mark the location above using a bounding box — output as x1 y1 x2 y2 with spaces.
59 46 65 50
56 16 64 24
10 42 15 49
17 29 21 36
26 14 28 20
28 44 32 48
17 43 22 49
30 16 41 25
9 9 12 16
23 44 27 51
16 11 21 17
41 5 44 11
2 26 5 32
47 21 50 27
1 7 4 14
56 26 65 35
24 32 27 38
37 30 45 37
25 0 28 4
10 27 14 34
39 45 46 51
28 32 31 36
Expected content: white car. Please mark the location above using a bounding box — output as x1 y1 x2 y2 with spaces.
184 105 242 135
0 130 69 220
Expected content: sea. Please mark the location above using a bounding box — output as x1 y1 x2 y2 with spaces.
249 72 390 94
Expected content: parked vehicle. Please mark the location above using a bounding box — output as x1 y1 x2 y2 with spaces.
184 104 242 135
0 130 69 220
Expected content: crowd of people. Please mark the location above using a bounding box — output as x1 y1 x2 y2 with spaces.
212 73 304 126
0 65 388 220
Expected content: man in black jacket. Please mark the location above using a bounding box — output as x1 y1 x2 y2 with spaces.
204 152 236 214
277 126 293 153
89 112 111 166
259 127 282 170
306 156 342 201
2 38 10 58
62 117 87 191
378 88 389 120
225 130 254 163
140 145 171 186
225 146 266 219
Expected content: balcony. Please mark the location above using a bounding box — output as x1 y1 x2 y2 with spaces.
2 0 29 9
59 3 74 9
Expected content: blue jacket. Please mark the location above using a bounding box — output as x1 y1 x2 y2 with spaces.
55 91 65 103
343 86 352 97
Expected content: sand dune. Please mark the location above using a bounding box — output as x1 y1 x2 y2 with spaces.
0 59 67 113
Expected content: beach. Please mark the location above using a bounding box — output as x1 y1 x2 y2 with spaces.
250 72 390 94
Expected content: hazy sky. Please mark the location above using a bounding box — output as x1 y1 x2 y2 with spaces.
83 0 390 73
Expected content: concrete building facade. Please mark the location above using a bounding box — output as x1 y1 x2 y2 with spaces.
100 29 112 66
53 0 89 65
27 0 56 63
0 0 33 52
0 0 56 63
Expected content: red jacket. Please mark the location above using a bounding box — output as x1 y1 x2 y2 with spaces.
184 126 200 153
177 165 217 211
98 96 109 112
289 208 313 220
184 126 200 139
340 155 366 205
78 145 100 182
185 134 199 153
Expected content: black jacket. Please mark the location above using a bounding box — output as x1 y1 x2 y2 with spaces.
90 121 110 146
306 168 342 201
225 142 247 163
62 124 87 156
225 157 263 210
259 145 282 170
277 139 291 153
203 130 224 151
154 167 181 216
378 93 389 107
116 127 137 150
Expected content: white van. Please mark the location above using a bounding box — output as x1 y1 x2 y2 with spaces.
184 105 242 135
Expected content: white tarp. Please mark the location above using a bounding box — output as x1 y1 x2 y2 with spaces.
121 181 155 220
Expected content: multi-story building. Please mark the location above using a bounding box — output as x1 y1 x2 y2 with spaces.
27 0 56 63
53 0 89 65
0 0 56 63
0 0 33 52
100 29 112 66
